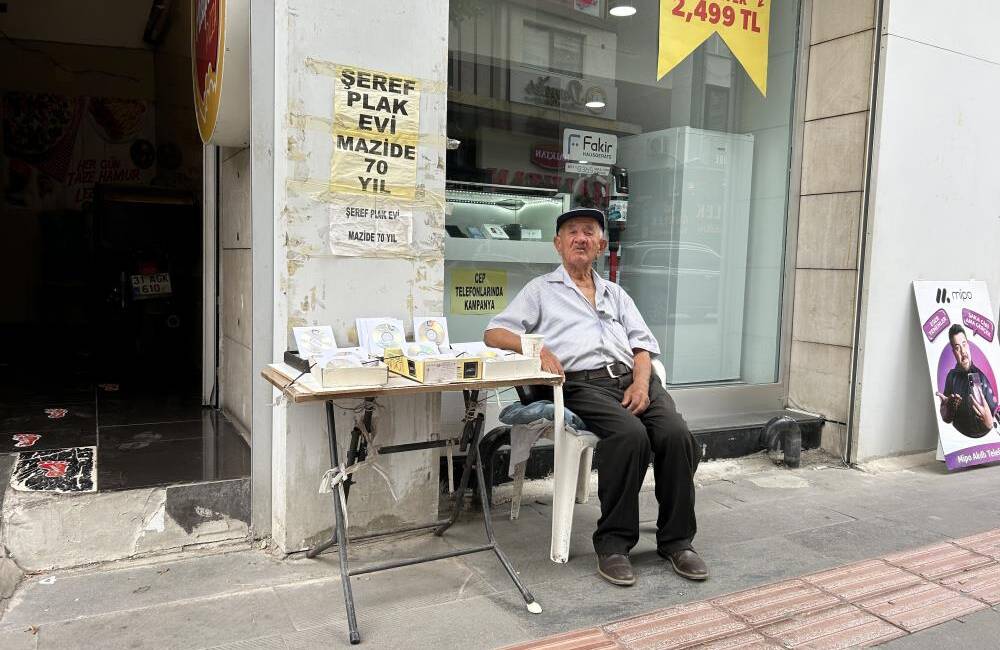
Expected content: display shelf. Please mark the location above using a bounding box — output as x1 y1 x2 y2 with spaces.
445 237 561 265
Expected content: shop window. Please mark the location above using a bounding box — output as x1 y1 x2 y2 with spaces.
445 0 801 386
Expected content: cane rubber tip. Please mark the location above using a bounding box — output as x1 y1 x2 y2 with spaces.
527 601 542 614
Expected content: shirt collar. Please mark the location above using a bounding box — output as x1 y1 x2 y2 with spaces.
548 265 611 298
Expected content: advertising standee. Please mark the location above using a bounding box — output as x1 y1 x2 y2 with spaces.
913 281 1000 470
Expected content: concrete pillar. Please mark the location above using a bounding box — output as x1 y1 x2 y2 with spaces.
268 0 449 552
787 0 876 459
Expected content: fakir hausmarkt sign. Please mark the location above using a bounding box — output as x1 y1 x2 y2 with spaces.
658 0 772 96
192 0 249 146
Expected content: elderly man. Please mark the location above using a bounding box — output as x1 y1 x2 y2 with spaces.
484 207 705 586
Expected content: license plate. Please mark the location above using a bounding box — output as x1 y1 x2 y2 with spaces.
131 273 172 299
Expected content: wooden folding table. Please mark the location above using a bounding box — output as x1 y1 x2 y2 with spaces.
262 363 563 645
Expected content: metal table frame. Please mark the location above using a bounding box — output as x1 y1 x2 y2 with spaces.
262 365 561 645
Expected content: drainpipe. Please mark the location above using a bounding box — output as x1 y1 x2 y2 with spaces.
844 0 887 466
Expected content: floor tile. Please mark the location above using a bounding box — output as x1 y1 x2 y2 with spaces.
500 627 619 650
603 601 748 649
0 403 95 436
856 581 987 632
97 415 249 491
10 446 96 493
0 428 97 454
883 542 994 580
710 580 840 627
97 393 206 427
938 563 1000 605
951 528 1000 559
801 559 926 601
758 603 905 648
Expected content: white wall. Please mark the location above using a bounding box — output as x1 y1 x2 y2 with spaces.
269 0 449 552
855 0 1000 459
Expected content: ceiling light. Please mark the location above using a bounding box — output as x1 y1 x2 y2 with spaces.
585 100 606 109
609 2 637 17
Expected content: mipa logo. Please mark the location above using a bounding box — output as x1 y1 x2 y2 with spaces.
936 287 974 303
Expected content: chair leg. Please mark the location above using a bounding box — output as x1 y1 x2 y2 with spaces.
550 438 583 564
510 461 527 520
575 446 594 504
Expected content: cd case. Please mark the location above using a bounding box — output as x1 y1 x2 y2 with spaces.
413 316 450 347
356 317 406 357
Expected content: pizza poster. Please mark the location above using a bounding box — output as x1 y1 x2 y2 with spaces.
1 91 155 210
914 281 1000 470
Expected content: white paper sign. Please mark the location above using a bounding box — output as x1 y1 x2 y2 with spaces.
328 199 413 256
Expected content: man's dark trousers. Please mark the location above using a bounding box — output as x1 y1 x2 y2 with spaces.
564 373 700 555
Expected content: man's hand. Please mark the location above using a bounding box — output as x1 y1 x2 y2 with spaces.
937 391 961 422
621 380 650 415
970 388 995 429
540 346 564 377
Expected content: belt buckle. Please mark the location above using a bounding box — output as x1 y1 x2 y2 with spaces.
605 363 620 379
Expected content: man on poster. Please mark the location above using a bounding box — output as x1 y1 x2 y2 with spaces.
938 324 997 437
484 208 705 587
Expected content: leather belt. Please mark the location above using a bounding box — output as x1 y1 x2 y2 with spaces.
565 362 632 382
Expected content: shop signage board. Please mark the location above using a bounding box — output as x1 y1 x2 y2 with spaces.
563 129 617 165
510 67 618 120
450 269 508 315
328 65 421 256
531 144 564 170
913 280 1000 470
192 0 249 146
657 0 772 96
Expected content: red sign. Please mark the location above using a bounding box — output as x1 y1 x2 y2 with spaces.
13 434 41 448
44 408 68 419
193 0 224 142
38 461 69 478
531 144 564 170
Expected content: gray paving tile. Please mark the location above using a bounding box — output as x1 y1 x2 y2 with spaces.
0 626 37 650
282 594 530 650
33 589 294 650
206 635 288 650
878 497 1000 539
786 517 948 564
4 551 337 627
695 500 855 546
272 557 495 631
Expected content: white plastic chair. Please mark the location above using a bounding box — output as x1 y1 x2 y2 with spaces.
509 359 668 564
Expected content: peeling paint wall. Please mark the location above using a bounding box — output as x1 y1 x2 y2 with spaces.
269 0 449 552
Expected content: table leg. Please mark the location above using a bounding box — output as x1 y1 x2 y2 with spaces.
307 399 371 557
310 400 361 644
434 390 482 536
471 416 542 614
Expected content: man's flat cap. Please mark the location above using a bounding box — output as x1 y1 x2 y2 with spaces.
556 207 605 232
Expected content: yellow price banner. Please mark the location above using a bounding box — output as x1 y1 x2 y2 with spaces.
658 0 772 96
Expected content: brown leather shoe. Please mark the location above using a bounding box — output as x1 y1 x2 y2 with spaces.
660 548 708 581
597 553 636 586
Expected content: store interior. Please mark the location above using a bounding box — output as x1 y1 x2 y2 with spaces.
0 1 248 493
444 0 800 388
